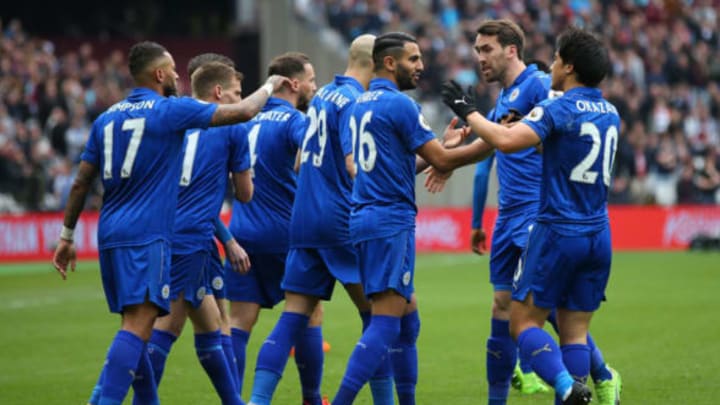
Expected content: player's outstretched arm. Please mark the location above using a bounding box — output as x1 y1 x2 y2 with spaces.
210 75 291 126
442 80 540 153
417 137 494 173
52 161 98 280
415 117 471 174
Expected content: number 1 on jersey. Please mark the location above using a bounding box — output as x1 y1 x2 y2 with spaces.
179 131 200 186
247 123 261 178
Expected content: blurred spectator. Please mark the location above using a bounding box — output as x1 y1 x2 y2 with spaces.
3 0 720 212
294 0 720 206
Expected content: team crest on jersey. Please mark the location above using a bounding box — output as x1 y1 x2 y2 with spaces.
196 286 207 301
402 271 412 286
419 114 432 131
509 88 520 102
526 106 544 122
212 276 224 291
161 284 170 299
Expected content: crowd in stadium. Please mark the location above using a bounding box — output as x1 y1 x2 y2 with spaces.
2 0 720 214
298 0 720 205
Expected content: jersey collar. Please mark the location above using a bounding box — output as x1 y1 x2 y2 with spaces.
335 75 364 93
128 87 164 101
369 77 399 92
564 86 602 99
507 64 539 90
265 96 295 110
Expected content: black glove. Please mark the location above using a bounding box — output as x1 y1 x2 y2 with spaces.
441 80 478 119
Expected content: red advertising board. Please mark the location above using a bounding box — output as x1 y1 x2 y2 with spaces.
1 206 719 262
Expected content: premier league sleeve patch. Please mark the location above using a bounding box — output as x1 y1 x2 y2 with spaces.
526 106 544 122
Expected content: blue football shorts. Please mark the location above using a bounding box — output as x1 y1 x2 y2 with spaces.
169 250 214 309
98 239 171 315
512 222 612 312
205 246 226 300
225 252 286 308
282 244 359 300
489 211 535 291
356 230 415 302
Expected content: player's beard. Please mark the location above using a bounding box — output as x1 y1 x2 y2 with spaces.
162 79 178 97
396 63 417 91
297 94 310 112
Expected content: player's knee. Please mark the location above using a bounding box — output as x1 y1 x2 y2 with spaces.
491 292 512 318
163 316 186 337
308 302 324 326
229 311 258 331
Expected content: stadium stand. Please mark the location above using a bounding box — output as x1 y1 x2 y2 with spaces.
1 0 719 214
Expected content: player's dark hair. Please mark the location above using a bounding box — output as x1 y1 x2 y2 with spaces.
372 32 417 72
191 61 236 98
477 19 525 57
187 52 236 77
267 52 310 79
128 41 168 78
556 26 610 87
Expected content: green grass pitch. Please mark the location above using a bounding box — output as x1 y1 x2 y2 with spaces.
1 252 719 404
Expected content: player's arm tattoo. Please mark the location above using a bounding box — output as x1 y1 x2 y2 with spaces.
63 161 98 228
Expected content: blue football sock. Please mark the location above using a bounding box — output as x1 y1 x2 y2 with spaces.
562 344 590 383
147 329 177 385
294 326 324 405
249 312 310 405
222 333 240 393
231 327 250 396
88 366 105 404
360 311 395 405
392 311 420 405
131 347 159 405
333 315 401 405
486 318 516 405
98 330 145 405
196 330 242 405
517 327 574 400
587 334 612 382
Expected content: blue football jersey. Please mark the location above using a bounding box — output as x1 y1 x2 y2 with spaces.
521 86 620 232
81 88 217 248
172 124 251 254
488 64 551 213
350 78 436 242
289 75 363 248
228 97 307 253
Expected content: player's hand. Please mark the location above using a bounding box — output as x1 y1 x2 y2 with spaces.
265 75 292 92
224 239 251 274
424 166 453 193
52 239 77 280
441 117 471 149
441 80 478 120
470 228 488 255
